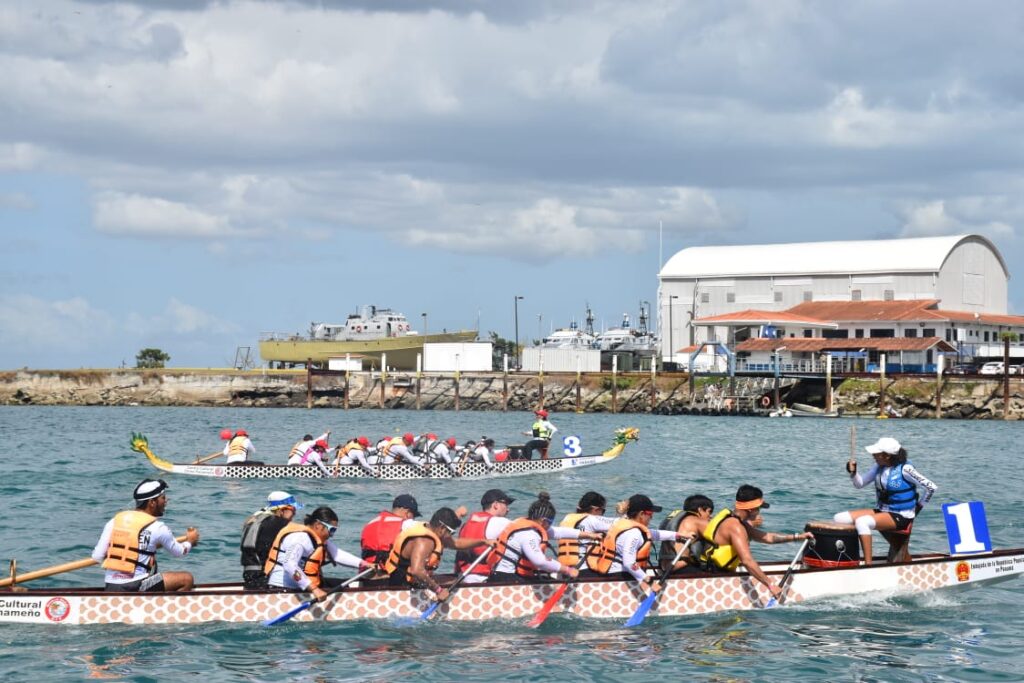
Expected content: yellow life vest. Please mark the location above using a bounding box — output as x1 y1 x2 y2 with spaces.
263 523 326 589
586 518 651 574
557 512 589 566
700 508 740 571
383 523 442 585
288 439 307 460
338 440 362 456
102 510 159 574
381 436 404 457
532 420 553 440
228 435 248 457
494 518 550 577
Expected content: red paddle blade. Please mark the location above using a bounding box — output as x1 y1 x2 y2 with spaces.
527 582 569 628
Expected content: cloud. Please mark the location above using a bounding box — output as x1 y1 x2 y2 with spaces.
93 192 236 238
0 294 117 349
897 198 1016 239
0 192 34 210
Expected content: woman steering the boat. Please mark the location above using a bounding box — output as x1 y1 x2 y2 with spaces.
833 437 937 565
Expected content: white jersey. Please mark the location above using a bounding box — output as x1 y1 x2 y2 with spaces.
493 525 581 577
609 526 678 581
267 532 363 591
223 437 256 464
91 516 192 584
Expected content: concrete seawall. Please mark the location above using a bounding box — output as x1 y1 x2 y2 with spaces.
0 369 1021 419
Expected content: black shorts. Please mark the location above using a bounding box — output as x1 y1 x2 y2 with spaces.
876 510 914 532
105 574 165 593
243 570 269 590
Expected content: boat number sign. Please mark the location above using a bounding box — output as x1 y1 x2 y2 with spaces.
942 501 992 555
562 436 582 457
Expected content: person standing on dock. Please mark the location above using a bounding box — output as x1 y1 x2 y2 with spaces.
92 478 199 593
224 429 257 465
523 409 558 460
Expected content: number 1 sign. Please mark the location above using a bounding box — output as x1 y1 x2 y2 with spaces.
942 501 992 555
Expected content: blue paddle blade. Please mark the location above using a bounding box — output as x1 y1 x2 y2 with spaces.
624 591 657 628
419 601 441 621
764 597 778 609
262 600 313 627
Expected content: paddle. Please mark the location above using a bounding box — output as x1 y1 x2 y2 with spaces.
193 451 225 465
764 538 811 609
526 556 588 628
262 566 376 627
624 537 693 628
418 546 494 621
0 534 189 588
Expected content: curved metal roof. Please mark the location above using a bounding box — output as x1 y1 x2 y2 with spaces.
659 234 1008 279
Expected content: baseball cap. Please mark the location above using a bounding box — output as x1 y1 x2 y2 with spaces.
481 488 515 508
393 493 420 517
866 437 902 455
626 494 662 515
267 490 304 510
133 478 169 502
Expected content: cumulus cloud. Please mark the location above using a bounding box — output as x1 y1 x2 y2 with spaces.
93 192 237 238
0 294 117 349
127 298 241 336
897 198 1016 239
0 192 34 210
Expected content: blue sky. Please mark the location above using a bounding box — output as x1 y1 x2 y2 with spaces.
1 0 1022 369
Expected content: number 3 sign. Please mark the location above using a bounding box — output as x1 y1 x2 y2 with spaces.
562 436 582 457
942 501 992 555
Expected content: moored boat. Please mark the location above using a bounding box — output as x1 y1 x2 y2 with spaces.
2 549 1021 625
130 428 640 480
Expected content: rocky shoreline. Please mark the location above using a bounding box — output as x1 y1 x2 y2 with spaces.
0 369 1021 420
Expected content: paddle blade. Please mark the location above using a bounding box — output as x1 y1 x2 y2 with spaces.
419 600 441 621
527 583 569 628
624 591 657 628
764 597 778 609
262 599 313 627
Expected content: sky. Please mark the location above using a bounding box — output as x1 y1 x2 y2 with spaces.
1 0 1022 369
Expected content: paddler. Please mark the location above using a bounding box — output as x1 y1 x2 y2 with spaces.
240 491 303 590
657 494 715 573
91 478 199 592
333 435 375 475
833 437 937 564
380 433 427 471
585 494 690 595
698 485 813 601
360 494 422 566
556 491 616 567
522 409 558 460
223 429 258 465
286 431 329 465
490 492 601 583
264 506 373 602
455 488 515 583
287 438 332 477
383 507 493 601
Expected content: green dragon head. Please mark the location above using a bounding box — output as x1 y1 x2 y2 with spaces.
130 432 149 453
614 427 640 445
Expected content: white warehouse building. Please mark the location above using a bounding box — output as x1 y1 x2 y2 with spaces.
657 234 1011 359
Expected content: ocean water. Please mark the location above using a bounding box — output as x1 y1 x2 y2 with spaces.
1 406 1022 682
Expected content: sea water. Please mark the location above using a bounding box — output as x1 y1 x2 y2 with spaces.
0 406 1022 681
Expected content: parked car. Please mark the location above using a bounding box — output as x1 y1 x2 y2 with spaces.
979 362 1005 375
948 364 978 375
1011 364 1023 375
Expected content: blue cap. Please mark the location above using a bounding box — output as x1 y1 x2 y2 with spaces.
267 491 304 510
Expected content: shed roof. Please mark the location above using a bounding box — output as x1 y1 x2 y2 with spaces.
692 309 838 328
660 234 1008 279
736 338 956 353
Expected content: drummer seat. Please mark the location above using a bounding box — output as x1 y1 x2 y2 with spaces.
880 522 913 563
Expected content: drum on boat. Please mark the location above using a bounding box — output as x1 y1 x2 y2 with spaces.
803 521 860 568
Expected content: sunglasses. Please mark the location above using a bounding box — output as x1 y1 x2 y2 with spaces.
318 520 338 537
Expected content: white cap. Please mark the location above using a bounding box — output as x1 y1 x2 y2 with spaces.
133 478 168 502
865 437 902 455
267 490 304 510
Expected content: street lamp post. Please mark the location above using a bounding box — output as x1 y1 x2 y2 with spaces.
514 295 524 369
668 295 679 367
538 313 543 342
421 312 427 336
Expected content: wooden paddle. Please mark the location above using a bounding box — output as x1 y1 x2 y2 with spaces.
262 566 376 627
193 450 225 465
765 538 812 608
0 534 189 588
624 537 693 627
526 556 588 628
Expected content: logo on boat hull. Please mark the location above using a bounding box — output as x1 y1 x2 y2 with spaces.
44 597 70 622
955 561 971 582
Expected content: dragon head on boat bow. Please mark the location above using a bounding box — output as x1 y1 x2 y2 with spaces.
130 432 175 472
131 432 150 453
614 427 639 445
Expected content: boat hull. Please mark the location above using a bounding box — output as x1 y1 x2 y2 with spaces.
3 549 1020 625
259 330 477 368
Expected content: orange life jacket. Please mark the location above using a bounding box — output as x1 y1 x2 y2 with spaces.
586 518 651 574
455 511 500 576
263 523 326 589
360 511 405 563
556 512 589 566
494 518 550 577
228 435 248 458
102 510 159 574
383 523 442 585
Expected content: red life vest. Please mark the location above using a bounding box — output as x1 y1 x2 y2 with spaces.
455 511 500 576
360 511 405 563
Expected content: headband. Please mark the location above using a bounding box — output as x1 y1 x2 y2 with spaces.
735 498 764 510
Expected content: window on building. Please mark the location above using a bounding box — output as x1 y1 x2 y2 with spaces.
701 293 710 304
923 328 936 338
726 292 735 303
945 329 952 341
823 329 849 339
774 291 782 303
855 329 865 338
884 290 894 301
803 329 813 338
851 289 862 301
869 328 895 338
905 329 917 338
803 291 813 302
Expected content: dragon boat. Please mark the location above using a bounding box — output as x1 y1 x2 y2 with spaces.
1 548 1021 626
130 428 639 480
